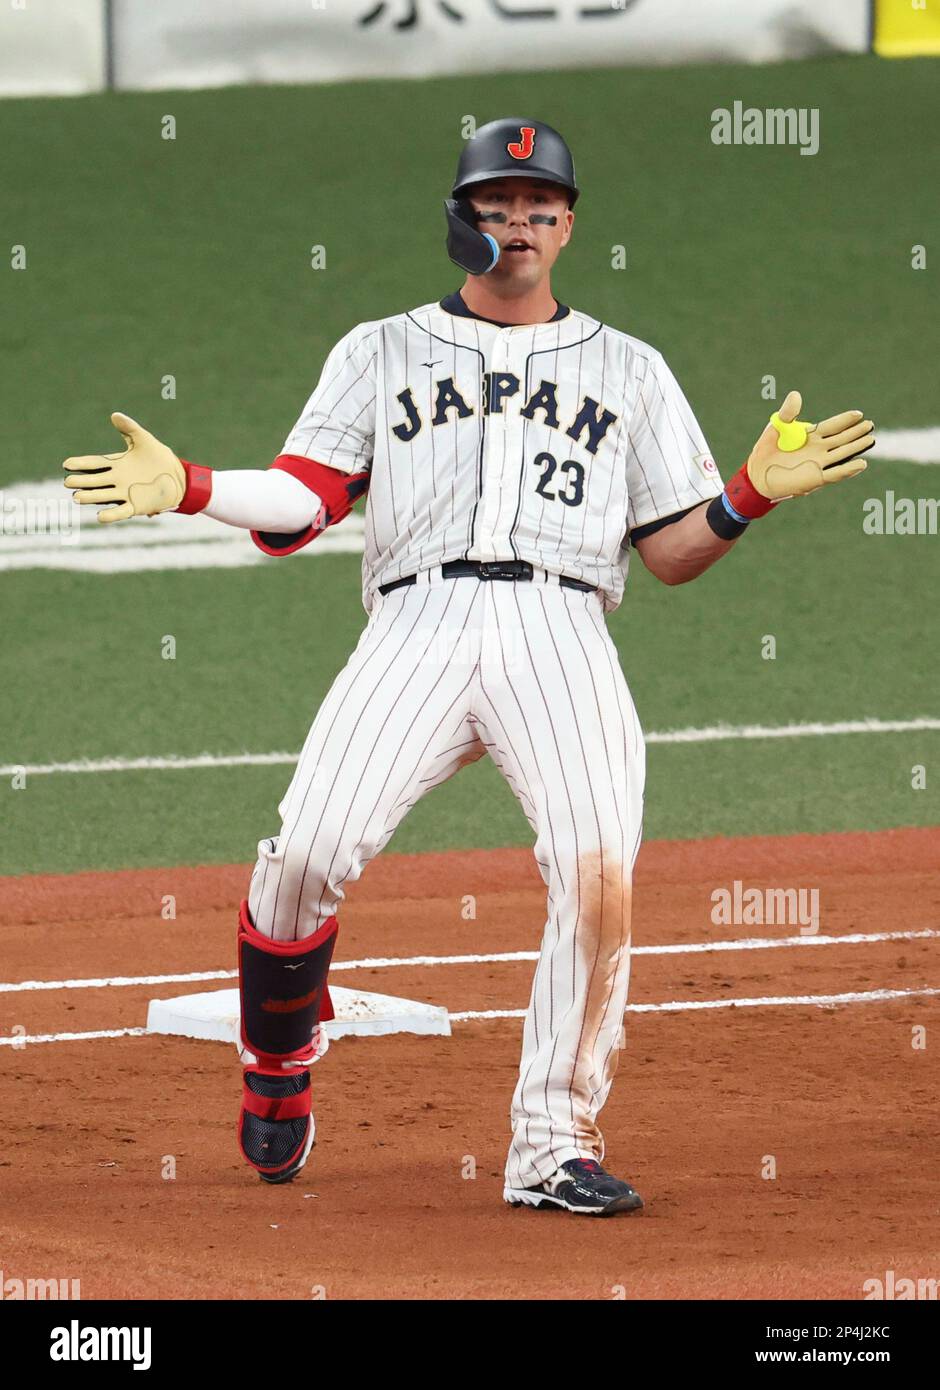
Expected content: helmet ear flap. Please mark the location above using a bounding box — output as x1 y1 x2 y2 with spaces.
444 198 500 276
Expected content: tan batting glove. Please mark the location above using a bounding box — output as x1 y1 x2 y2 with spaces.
746 390 875 500
63 412 186 524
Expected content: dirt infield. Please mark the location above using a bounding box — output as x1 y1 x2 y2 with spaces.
1 828 938 1300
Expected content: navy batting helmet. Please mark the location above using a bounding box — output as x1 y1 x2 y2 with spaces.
444 118 579 275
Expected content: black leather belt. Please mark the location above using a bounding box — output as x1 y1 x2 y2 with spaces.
378 559 596 597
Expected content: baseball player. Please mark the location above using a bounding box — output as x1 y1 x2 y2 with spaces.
63 119 874 1216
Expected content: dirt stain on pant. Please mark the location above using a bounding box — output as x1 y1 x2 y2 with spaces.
569 849 633 1154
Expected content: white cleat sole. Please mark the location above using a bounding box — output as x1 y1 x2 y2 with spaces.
503 1184 643 1216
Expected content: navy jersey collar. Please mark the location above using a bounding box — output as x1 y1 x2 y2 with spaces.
440 289 570 328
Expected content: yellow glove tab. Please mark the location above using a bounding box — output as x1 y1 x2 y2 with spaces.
746 391 875 500
768 411 812 452
63 413 186 524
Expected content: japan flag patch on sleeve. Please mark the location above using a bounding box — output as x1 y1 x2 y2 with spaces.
693 452 719 480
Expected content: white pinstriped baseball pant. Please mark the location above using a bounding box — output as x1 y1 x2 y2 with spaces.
247 569 646 1187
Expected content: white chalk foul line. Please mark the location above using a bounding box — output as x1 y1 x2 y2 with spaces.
3 985 938 1046
4 717 940 778
0 969 235 995
647 717 940 745
452 985 940 1022
0 752 298 776
870 426 940 465
0 1027 147 1047
2 928 937 997
331 928 940 969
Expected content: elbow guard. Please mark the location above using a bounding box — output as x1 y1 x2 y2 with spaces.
251 454 370 556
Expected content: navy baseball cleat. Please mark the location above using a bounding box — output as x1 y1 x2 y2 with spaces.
239 1068 315 1185
504 1158 644 1216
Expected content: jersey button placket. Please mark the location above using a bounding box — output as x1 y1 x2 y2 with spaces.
478 329 512 556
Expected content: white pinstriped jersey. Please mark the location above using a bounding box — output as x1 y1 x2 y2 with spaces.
282 293 724 613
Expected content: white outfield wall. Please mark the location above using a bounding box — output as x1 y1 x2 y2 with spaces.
0 0 870 99
0 0 105 98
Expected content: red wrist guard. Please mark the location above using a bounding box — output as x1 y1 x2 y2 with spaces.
176 460 213 514
723 461 778 520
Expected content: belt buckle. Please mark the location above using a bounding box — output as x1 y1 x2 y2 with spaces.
478 561 530 582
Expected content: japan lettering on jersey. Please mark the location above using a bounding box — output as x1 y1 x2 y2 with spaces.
281 297 723 613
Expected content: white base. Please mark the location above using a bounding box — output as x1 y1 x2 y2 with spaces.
146 985 451 1044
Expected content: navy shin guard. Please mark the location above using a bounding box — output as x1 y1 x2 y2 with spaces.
238 900 337 1066
237 902 338 1182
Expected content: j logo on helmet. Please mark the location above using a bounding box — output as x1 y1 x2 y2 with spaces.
507 126 536 160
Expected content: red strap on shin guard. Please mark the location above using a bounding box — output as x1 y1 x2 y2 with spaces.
241 1082 311 1122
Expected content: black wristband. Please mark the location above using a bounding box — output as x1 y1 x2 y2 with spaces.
705 494 750 541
